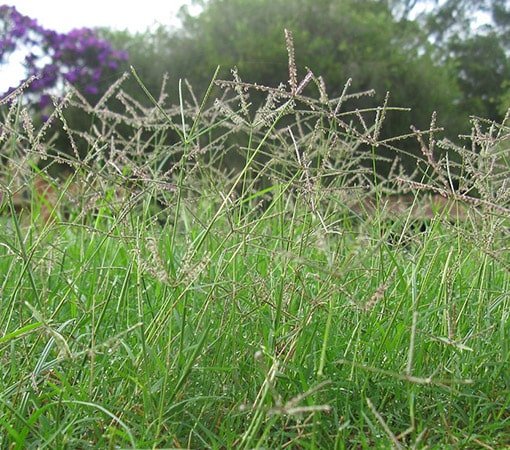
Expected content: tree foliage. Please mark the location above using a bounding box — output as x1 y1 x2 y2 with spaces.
123 0 462 141
3 0 509 174
402 0 510 123
450 32 509 120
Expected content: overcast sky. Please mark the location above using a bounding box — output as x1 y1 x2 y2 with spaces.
1 0 192 91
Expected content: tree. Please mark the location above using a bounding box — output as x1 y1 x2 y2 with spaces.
450 32 510 121
0 5 127 107
166 0 462 136
499 80 510 117
384 0 510 128
97 27 177 105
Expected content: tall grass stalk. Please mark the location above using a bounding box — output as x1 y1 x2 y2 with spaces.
0 42 508 447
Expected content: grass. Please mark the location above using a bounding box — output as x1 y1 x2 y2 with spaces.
0 184 508 448
0 43 509 448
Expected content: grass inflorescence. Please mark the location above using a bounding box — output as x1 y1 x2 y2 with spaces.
0 35 509 448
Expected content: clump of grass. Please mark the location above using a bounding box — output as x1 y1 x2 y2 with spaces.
0 32 508 448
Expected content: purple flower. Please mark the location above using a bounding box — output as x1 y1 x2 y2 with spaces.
38 94 51 108
0 5 129 103
84 85 99 95
91 68 102 82
114 49 129 60
64 68 81 83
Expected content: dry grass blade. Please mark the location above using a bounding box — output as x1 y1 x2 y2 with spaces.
285 28 298 94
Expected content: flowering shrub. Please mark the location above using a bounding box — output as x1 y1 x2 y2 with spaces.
0 5 128 106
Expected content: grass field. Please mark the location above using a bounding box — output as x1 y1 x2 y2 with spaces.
0 61 509 448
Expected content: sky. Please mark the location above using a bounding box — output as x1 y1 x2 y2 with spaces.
1 0 193 91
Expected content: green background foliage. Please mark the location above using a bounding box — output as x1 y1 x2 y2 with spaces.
94 0 510 177
100 0 509 130
5 0 510 175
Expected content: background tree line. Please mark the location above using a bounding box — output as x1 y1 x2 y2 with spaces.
102 0 510 133
2 0 509 176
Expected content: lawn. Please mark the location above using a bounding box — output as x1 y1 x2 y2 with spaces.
0 66 509 448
